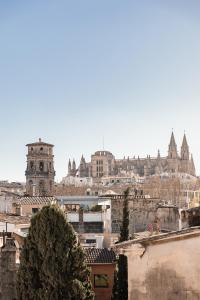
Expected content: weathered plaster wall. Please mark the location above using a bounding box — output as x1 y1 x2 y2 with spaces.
126 235 200 300
156 206 180 231
111 197 160 234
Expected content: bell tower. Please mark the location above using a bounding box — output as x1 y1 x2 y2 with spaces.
25 138 55 196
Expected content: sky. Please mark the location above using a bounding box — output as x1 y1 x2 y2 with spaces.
0 0 200 182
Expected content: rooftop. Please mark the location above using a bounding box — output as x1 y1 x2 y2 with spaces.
85 248 116 264
14 196 56 206
114 226 200 250
0 213 30 224
26 138 54 147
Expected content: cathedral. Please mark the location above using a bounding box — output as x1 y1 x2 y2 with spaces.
68 133 196 179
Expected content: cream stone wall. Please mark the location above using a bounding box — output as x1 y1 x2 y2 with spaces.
19 204 46 216
124 232 200 300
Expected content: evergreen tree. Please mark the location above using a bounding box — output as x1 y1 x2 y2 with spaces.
17 205 94 300
117 255 128 300
111 270 119 300
119 187 130 242
112 187 129 300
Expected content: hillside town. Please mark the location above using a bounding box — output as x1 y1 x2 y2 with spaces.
1 134 200 299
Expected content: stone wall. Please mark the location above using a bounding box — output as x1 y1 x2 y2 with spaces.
140 176 199 207
0 238 17 300
156 206 180 231
111 196 160 235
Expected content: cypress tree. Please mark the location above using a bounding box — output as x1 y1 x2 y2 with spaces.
117 255 128 300
17 205 94 300
112 187 129 300
119 187 130 242
111 270 119 300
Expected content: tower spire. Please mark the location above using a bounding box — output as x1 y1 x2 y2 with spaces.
190 154 196 176
181 133 189 160
168 131 178 159
169 131 176 148
68 159 71 176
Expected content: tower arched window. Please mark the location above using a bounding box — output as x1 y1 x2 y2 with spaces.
30 161 34 170
39 161 44 171
39 180 45 196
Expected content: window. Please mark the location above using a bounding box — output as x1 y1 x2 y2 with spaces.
39 161 44 171
32 208 39 214
85 239 96 244
30 161 34 170
40 147 43 151
94 274 109 288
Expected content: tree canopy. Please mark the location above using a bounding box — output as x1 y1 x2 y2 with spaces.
17 205 94 300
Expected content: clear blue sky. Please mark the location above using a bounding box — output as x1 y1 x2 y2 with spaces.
0 0 200 181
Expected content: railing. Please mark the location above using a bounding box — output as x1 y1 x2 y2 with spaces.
25 171 55 176
84 212 102 222
67 212 103 222
67 212 79 222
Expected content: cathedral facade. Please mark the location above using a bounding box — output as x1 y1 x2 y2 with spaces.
68 133 196 179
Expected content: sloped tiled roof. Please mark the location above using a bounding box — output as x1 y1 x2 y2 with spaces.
85 248 116 264
0 213 30 224
15 196 56 205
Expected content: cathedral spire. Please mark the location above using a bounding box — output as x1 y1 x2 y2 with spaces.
190 154 196 176
169 131 176 148
181 133 189 160
72 159 76 171
182 133 189 148
168 131 178 159
68 159 71 176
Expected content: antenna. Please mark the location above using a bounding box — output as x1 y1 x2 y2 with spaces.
103 136 105 150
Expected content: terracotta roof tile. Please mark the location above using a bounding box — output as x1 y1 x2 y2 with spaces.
15 196 56 205
85 248 116 264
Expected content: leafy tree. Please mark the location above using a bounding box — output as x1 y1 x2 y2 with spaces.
17 205 94 300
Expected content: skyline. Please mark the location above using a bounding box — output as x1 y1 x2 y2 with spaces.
0 1 200 180
2 130 199 182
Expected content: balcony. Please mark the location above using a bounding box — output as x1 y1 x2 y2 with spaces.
67 212 103 223
25 170 55 176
